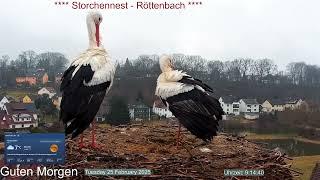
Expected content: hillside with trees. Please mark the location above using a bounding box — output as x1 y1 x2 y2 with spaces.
0 50 68 88
111 54 320 105
1 51 320 106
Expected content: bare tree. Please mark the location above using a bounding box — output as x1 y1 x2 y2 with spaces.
286 62 306 85
207 60 224 81
253 58 277 81
238 58 254 79
224 61 241 81
15 50 37 75
0 55 10 86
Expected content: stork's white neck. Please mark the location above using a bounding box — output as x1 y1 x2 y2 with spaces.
87 17 102 49
160 65 173 73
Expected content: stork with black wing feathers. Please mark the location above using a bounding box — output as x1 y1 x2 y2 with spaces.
155 55 224 145
60 11 115 148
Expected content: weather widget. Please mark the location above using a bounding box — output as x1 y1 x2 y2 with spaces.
4 133 65 165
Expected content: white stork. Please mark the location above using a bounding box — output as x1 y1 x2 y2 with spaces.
155 55 224 144
60 11 115 148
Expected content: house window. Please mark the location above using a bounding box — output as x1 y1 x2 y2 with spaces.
247 105 251 108
247 109 251 112
254 109 257 111
21 124 24 128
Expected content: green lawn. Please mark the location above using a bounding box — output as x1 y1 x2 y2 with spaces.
291 155 320 180
0 89 37 99
246 132 297 140
246 132 320 144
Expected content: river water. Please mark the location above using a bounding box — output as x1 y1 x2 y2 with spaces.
221 120 320 156
251 139 320 157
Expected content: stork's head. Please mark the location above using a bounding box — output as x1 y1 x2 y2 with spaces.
159 55 174 72
86 11 103 48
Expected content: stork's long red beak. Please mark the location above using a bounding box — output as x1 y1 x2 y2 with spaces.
95 23 100 47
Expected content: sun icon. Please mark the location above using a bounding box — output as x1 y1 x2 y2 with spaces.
50 144 58 153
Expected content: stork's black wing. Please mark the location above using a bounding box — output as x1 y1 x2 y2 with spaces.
59 65 111 138
165 89 224 142
178 76 213 93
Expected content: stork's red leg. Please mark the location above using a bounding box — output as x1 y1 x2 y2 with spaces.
79 134 85 149
176 122 181 146
90 120 100 149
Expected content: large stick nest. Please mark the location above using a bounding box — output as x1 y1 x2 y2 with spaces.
30 121 297 179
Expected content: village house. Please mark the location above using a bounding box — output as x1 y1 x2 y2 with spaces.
285 99 306 110
261 99 286 112
22 95 33 104
95 97 110 123
219 96 240 115
239 99 260 119
38 87 56 98
152 99 174 118
262 98 306 113
0 96 9 110
129 102 151 121
0 110 12 129
16 74 37 86
16 69 49 86
95 115 106 122
0 103 38 129
239 99 260 113
37 71 49 84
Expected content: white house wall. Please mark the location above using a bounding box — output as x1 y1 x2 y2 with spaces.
239 100 259 113
152 107 174 118
9 123 37 129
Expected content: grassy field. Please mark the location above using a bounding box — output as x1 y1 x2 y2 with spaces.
0 89 37 99
246 132 320 144
291 155 320 180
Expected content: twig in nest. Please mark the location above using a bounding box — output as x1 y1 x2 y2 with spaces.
60 160 86 168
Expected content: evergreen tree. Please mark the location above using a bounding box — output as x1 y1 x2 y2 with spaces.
34 94 56 115
106 96 130 125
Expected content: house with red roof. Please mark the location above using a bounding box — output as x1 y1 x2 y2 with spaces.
0 103 38 129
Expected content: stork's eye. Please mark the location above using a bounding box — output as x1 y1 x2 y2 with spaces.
99 17 101 21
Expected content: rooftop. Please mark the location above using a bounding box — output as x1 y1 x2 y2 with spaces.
40 87 56 93
267 99 286 105
220 96 238 104
5 102 36 115
128 101 150 109
241 99 259 104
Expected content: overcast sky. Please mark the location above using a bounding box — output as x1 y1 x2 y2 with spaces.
0 0 319 69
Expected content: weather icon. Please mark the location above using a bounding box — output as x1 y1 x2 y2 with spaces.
6 145 15 150
50 144 58 153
